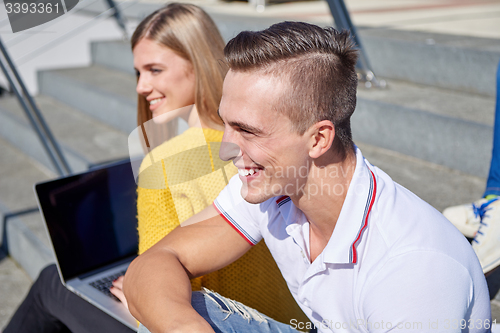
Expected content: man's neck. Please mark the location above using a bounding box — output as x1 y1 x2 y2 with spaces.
292 150 357 262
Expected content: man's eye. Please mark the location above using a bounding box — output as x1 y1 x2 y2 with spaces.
151 68 162 74
135 70 140 77
240 128 252 134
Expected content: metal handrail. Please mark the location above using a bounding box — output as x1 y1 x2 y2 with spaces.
0 37 72 176
325 0 385 88
104 0 127 39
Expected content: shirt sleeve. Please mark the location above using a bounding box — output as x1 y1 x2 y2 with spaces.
213 174 263 246
358 251 490 333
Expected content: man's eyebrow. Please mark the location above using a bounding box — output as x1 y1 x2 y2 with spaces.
228 121 264 135
217 108 263 134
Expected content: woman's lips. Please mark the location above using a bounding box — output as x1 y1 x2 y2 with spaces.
149 97 165 111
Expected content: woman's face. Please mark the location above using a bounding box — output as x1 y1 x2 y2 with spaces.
133 38 196 119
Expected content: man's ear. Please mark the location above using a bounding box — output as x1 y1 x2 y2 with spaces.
308 120 335 159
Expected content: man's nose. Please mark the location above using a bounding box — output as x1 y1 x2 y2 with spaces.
219 141 241 162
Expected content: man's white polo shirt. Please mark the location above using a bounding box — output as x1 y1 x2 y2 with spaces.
213 148 491 333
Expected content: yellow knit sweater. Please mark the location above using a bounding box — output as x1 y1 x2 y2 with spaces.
137 127 307 325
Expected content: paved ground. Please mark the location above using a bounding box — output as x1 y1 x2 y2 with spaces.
0 251 31 329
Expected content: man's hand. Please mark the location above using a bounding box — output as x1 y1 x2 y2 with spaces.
123 204 252 333
110 276 128 309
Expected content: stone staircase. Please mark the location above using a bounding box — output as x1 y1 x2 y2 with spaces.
0 5 498 308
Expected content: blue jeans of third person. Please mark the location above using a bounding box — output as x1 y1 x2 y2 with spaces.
137 289 301 333
485 60 500 197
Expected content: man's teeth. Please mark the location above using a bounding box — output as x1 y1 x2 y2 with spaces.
238 169 258 177
150 98 163 105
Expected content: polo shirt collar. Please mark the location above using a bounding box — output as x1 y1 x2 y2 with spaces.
279 197 310 255
276 147 377 265
323 147 377 264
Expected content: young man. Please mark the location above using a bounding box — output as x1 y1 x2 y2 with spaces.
124 22 491 333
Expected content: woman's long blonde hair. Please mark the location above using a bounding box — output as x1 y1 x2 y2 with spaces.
132 3 226 136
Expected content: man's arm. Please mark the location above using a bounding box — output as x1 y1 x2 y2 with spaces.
123 204 252 333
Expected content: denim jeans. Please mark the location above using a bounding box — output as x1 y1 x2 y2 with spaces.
138 289 302 333
485 60 500 197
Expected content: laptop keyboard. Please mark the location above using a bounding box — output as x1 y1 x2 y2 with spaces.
89 270 127 302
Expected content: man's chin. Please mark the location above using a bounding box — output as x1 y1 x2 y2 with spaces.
240 187 271 205
242 196 265 205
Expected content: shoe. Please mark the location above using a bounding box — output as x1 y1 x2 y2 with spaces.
443 198 496 238
472 198 500 274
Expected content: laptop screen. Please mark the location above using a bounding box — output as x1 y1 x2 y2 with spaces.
36 160 139 281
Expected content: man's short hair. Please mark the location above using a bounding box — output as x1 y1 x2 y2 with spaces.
224 22 358 159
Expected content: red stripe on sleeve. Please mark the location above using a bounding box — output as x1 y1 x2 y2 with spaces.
212 203 255 246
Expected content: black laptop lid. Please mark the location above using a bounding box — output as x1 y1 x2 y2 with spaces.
35 160 139 281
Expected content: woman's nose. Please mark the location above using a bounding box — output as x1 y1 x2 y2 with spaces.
136 76 152 96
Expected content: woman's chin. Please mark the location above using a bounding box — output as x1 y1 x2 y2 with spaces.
151 111 171 124
152 105 194 124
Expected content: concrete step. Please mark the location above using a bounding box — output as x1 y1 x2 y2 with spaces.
91 40 134 75
0 95 130 174
0 252 32 329
353 78 495 178
38 65 137 134
359 28 500 97
0 137 55 280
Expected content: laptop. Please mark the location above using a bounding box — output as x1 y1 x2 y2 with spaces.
34 159 140 331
